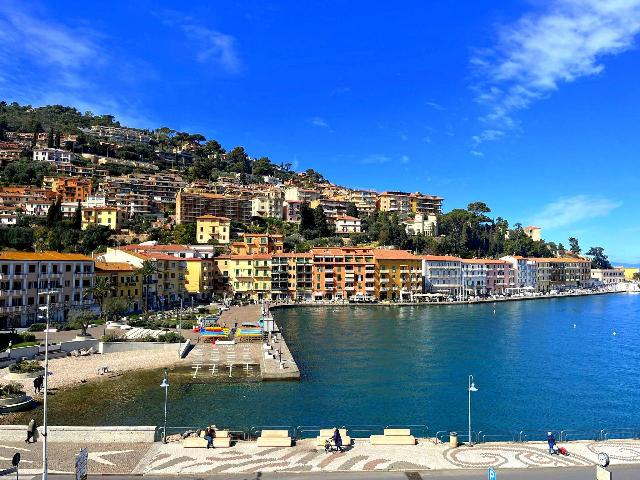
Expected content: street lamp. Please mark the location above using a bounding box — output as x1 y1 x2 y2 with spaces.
468 375 478 446
160 369 169 443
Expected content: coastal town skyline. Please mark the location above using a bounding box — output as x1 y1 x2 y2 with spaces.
0 1 639 263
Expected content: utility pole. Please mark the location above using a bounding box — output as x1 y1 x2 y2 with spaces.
41 293 52 480
177 297 183 358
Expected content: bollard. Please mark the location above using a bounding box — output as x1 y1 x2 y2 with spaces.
450 432 458 448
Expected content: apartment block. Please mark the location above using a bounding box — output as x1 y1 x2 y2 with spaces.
335 216 362 234
283 200 302 222
378 191 443 216
94 261 143 312
176 190 252 224
484 260 516 295
461 259 487 297
225 254 272 301
373 249 422 301
347 189 377 215
251 192 284 219
231 233 284 255
44 176 92 203
81 206 127 231
501 255 538 289
33 148 77 163
310 198 349 221
591 268 625 285
421 255 463 297
100 173 186 209
404 214 438 236
0 141 22 166
285 253 313 301
196 215 231 244
531 258 591 291
311 247 376 301
0 252 95 327
284 186 321 203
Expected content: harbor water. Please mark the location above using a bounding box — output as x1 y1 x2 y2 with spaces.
14 293 640 437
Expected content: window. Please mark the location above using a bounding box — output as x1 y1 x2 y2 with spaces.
29 264 36 273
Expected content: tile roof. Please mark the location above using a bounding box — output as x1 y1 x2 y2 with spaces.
421 255 462 261
0 251 93 261
372 249 420 260
94 261 137 272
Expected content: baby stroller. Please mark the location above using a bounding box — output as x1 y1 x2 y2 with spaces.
324 438 338 453
552 444 569 456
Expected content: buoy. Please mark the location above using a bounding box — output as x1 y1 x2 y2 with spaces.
493 309 496 315
573 323 576 328
613 331 617 336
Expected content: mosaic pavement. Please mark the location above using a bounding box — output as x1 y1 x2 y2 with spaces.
6 438 640 474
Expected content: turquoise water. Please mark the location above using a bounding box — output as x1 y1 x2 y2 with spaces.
40 294 640 437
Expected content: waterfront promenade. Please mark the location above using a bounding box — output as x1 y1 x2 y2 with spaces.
3 430 640 475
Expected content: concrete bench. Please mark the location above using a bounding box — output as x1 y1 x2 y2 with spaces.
370 428 416 445
256 430 292 447
182 436 208 448
315 428 351 447
213 430 232 448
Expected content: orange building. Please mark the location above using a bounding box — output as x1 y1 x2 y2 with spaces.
230 233 284 255
311 247 375 301
47 176 92 202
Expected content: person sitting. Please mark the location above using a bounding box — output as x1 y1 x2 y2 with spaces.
332 428 344 453
203 426 214 448
547 432 557 454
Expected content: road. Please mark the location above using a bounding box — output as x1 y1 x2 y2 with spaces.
26 465 636 479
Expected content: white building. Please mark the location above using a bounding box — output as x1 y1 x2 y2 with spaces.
461 259 487 298
421 255 462 297
33 148 76 163
591 268 625 285
501 255 538 288
251 194 284 219
284 186 321 203
404 214 438 236
335 216 362 234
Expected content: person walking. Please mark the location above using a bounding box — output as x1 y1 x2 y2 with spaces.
332 428 344 452
26 419 37 444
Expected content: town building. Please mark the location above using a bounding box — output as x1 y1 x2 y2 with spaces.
94 261 143 312
101 173 186 210
0 141 22 166
531 258 592 291
225 254 272 301
251 191 284 219
81 206 127 231
0 252 95 327
284 253 313 301
377 191 443 216
523 226 542 241
311 247 376 301
347 189 377 215
283 200 302 222
421 255 462 297
335 216 362 234
196 215 231 244
231 233 284 255
501 255 538 289
33 148 77 164
310 198 349 221
404 214 437 236
43 176 92 203
373 249 423 301
284 186 321 203
621 267 640 281
176 190 252 224
483 260 516 295
591 268 625 285
461 259 487 298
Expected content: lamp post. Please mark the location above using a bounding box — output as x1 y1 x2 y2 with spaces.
177 297 183 358
41 290 58 480
160 369 169 443
468 375 478 446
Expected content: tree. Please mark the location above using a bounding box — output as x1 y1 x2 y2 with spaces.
467 201 491 215
86 276 112 323
633 272 640 281
138 260 158 315
586 246 612 270
73 201 82 230
173 223 196 244
569 237 581 255
67 309 99 337
47 128 54 148
298 202 316 238
103 296 129 322
558 243 566 253
79 225 112 254
346 202 359 218
313 206 330 237
46 198 63 227
54 132 61 148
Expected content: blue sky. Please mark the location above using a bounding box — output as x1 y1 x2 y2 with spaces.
1 1 639 263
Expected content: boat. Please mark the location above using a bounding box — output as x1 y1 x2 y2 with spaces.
0 394 34 413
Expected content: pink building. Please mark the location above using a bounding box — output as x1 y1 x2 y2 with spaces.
484 260 516 294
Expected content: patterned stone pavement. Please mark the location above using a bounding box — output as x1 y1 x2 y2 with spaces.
5 438 640 474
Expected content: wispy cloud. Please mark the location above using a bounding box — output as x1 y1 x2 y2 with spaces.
154 10 241 74
0 2 154 127
309 116 331 129
471 0 640 144
425 101 445 111
400 155 410 164
361 154 391 165
470 150 484 157
530 195 622 230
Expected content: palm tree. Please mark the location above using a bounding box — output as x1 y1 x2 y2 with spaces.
138 260 158 316
86 276 113 324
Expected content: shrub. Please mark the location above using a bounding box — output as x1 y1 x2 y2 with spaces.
9 360 42 374
0 383 25 397
20 332 36 343
28 323 46 332
100 334 127 343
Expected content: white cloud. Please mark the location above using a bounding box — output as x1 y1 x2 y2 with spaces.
400 155 410 164
361 154 391 165
471 0 640 143
154 10 241 74
470 150 484 157
310 117 330 129
530 195 622 230
472 129 505 145
425 101 445 111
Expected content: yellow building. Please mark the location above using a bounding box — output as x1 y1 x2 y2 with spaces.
82 206 126 231
373 249 423 301
196 215 231 244
184 257 227 299
231 233 284 255
622 267 640 281
225 254 272 301
94 261 143 312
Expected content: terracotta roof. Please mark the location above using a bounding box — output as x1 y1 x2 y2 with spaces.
372 249 420 260
228 254 272 260
0 251 93 261
336 216 360 221
311 247 373 255
94 261 137 272
531 257 590 263
275 252 313 258
122 244 190 251
196 215 231 221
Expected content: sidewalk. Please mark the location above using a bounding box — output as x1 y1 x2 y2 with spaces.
6 437 640 475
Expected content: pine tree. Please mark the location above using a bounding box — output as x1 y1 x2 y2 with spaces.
47 128 54 148
73 200 82 230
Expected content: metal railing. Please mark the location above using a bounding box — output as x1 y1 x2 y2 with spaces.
599 428 640 441
475 431 518 444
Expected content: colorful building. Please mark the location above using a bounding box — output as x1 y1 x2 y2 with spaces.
421 255 462 297
311 247 375 301
196 215 231 244
373 249 422 301
81 206 127 231
94 261 143 312
231 233 284 255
